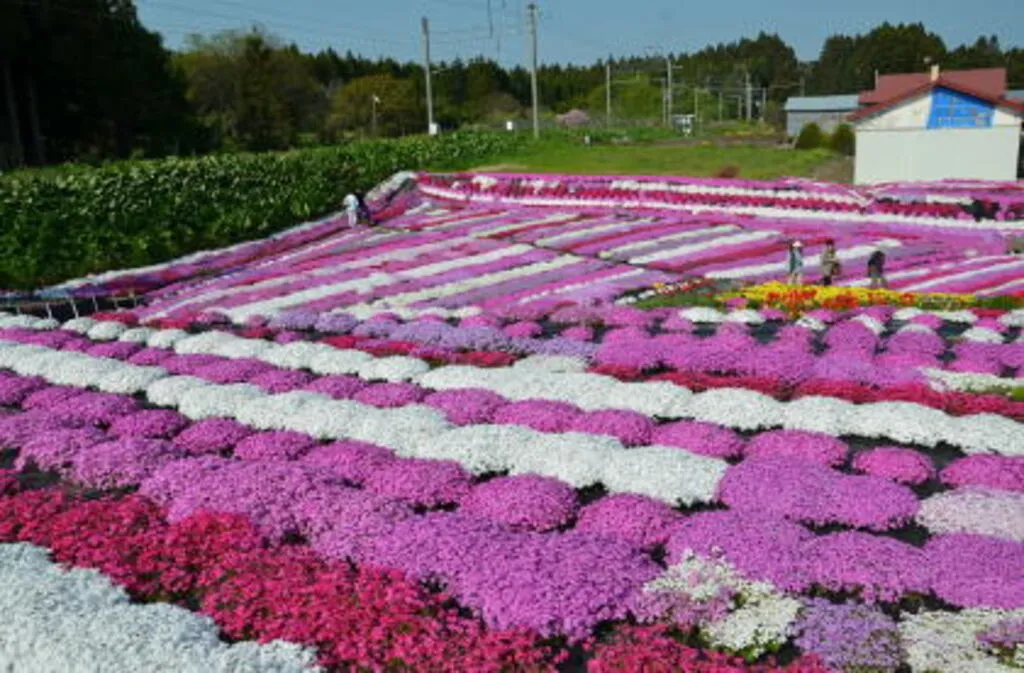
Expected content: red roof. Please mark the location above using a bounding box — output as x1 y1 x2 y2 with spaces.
849 75 1024 123
858 68 1007 105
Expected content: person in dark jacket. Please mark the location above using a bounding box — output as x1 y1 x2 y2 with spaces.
356 194 374 226
867 249 887 289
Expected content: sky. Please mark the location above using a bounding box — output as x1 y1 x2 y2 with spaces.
136 0 1024 69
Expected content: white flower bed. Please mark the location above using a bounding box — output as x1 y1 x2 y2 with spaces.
61 317 97 334
118 327 157 343
640 552 800 659
0 313 57 330
86 321 128 341
960 327 1005 344
0 543 321 673
917 489 1024 542
999 310 1024 328
900 608 1024 673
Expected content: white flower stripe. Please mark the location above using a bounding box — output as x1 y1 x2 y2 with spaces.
599 225 742 260
627 230 779 265
7 319 1023 455
902 259 1024 293
0 542 321 673
332 255 583 317
0 340 727 505
608 179 865 205
146 234 480 319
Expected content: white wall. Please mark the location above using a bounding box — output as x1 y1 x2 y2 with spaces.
854 125 1022 184
858 93 932 131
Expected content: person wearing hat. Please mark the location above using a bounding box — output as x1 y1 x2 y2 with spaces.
787 240 804 285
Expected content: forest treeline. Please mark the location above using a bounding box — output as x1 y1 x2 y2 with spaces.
1 0 1021 166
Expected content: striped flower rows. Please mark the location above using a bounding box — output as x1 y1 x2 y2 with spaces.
52 172 1024 325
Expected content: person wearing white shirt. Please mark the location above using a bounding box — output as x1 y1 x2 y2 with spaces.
343 193 359 226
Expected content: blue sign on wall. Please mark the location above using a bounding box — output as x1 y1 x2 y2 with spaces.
927 88 994 129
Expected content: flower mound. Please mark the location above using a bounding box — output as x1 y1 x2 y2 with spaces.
743 430 848 467
793 599 903 672
852 446 935 485
941 455 1024 493
460 474 578 532
362 458 472 507
574 493 682 549
718 457 919 531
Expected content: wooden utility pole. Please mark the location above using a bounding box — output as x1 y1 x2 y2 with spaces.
665 56 673 127
527 3 540 139
745 68 752 121
421 17 435 135
605 56 612 126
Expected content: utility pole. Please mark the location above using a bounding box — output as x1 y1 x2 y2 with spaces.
422 17 435 135
718 89 723 121
744 69 752 122
527 2 540 139
605 56 612 126
665 56 673 127
760 87 766 122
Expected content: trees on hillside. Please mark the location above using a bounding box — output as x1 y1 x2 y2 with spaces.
0 0 197 168
177 30 325 151
326 75 419 138
2 5 1022 169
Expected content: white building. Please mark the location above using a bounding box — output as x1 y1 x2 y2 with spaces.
850 67 1024 184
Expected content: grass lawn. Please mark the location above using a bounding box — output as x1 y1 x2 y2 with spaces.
472 139 841 181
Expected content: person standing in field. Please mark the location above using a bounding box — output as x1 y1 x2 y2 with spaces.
820 239 840 286
867 249 888 289
786 240 804 285
343 193 359 227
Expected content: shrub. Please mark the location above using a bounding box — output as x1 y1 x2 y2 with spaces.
794 123 824 150
829 124 855 155
0 132 525 289
715 164 741 178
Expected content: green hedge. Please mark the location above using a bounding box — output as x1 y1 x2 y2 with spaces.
0 132 525 289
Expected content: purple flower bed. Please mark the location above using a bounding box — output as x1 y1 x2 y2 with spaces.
718 457 919 530
793 599 902 671
940 454 1024 492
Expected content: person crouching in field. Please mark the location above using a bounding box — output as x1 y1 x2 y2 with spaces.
786 240 804 285
867 249 888 289
356 194 375 226
820 239 841 286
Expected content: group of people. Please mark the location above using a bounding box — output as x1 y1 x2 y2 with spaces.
786 239 888 289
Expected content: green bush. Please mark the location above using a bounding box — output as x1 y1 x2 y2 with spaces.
794 123 824 150
0 132 525 289
829 124 855 156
